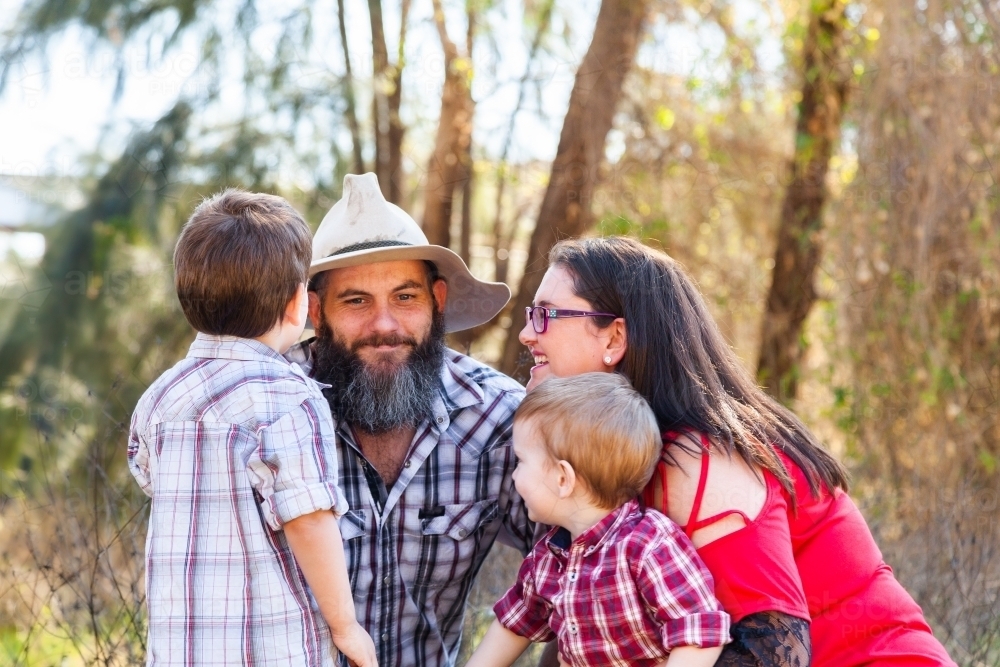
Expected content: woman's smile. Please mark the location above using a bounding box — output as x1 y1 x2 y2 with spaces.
530 352 548 368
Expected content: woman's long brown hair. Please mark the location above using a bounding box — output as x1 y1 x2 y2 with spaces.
550 236 849 500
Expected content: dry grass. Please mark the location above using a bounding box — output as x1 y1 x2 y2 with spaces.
4 0 1000 663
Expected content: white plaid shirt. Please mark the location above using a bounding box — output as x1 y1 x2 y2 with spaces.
285 340 534 667
128 334 350 667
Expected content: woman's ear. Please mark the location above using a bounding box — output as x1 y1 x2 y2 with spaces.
604 318 628 366
555 460 577 499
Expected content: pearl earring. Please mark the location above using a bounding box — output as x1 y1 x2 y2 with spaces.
604 356 613 365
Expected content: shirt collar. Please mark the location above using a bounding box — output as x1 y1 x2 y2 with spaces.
435 351 485 415
187 333 290 364
284 337 314 371
547 498 642 556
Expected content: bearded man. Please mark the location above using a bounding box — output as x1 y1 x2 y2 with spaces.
285 173 533 667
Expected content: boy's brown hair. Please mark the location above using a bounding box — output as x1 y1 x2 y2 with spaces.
515 373 661 510
174 189 312 338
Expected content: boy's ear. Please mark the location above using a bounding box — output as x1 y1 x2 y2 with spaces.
555 460 577 499
285 283 308 327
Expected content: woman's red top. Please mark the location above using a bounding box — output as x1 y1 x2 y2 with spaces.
643 432 955 667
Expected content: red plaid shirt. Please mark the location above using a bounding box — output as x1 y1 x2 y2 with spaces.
494 499 730 666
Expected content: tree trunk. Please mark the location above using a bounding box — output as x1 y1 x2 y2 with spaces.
460 164 472 265
448 168 477 352
368 0 408 203
757 0 850 403
338 0 364 174
422 0 475 249
497 0 651 378
387 0 410 202
492 0 554 286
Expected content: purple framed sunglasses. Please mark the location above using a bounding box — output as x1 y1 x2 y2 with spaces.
524 306 619 334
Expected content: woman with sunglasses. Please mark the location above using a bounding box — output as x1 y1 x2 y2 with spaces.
521 237 954 667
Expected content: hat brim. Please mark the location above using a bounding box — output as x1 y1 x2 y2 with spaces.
309 245 510 333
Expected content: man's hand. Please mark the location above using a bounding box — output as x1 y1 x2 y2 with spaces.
332 621 379 667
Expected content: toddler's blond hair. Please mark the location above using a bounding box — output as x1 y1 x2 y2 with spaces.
515 373 661 510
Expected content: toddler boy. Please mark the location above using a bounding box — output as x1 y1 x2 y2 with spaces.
128 190 376 667
466 373 730 667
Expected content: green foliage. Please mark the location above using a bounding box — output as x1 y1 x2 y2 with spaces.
596 215 635 237
0 102 193 488
1 0 208 94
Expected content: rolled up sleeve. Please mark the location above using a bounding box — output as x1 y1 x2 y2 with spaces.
637 529 731 649
493 548 555 642
248 396 349 530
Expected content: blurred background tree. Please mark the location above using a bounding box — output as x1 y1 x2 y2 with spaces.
1 0 999 664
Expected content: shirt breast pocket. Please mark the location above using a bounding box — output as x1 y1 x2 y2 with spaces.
416 499 499 589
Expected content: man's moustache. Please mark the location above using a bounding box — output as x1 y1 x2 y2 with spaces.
352 335 418 352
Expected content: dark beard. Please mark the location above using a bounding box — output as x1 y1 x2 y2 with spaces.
310 309 445 435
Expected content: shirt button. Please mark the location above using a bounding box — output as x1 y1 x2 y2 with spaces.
381 633 388 641
568 571 577 582
457 528 467 538
436 416 444 424
570 623 578 634
404 460 411 468
383 576 390 585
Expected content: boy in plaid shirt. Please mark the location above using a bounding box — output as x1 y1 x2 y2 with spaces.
128 191 376 667
466 373 730 667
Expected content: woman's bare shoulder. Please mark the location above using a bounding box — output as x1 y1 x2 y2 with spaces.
656 432 768 548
